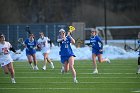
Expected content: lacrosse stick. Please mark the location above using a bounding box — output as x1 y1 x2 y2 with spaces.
69 25 75 33
124 44 135 51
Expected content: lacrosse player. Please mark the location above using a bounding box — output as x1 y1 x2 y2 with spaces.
23 33 39 70
57 28 78 83
135 32 140 74
90 28 110 74
0 33 17 83
37 32 54 70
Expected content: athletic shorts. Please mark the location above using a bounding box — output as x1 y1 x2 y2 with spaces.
60 55 76 64
92 49 103 55
26 49 36 55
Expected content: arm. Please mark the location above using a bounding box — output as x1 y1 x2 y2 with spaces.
67 32 75 44
9 43 20 54
69 36 75 44
47 37 52 47
99 41 103 49
57 35 64 43
9 47 16 53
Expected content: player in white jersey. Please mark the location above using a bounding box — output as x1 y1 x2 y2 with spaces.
0 33 17 83
37 32 54 70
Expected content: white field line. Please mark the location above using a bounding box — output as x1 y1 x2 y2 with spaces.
15 65 135 67
132 90 140 92
14 68 135 71
0 77 139 79
0 87 136 90
11 72 137 74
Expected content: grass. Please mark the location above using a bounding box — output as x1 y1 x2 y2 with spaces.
0 59 140 93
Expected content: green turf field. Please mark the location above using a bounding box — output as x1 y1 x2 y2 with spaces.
0 59 140 93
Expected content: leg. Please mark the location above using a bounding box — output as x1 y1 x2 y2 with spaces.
43 53 47 66
32 54 37 66
7 62 15 78
68 56 78 83
27 55 33 64
42 53 47 70
2 65 9 74
45 53 54 69
7 62 16 83
92 54 97 70
64 61 69 73
97 54 106 63
92 54 98 74
32 54 39 70
27 55 34 69
137 57 140 74
97 54 110 63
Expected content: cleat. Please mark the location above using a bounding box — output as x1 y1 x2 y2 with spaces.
106 58 111 63
74 79 78 83
34 66 39 70
61 66 64 74
137 69 140 74
42 66 46 70
50 62 54 69
93 69 98 74
11 78 16 84
30 63 34 70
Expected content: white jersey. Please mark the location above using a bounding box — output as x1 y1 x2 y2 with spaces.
37 37 51 53
0 41 13 66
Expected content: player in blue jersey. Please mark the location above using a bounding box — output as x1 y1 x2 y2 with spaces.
57 28 78 83
24 34 39 70
90 28 110 74
134 32 140 74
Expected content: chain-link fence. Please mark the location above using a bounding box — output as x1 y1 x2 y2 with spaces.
0 23 69 49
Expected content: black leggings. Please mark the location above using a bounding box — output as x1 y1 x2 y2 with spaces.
138 57 140 65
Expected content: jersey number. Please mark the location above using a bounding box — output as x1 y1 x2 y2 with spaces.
2 48 9 55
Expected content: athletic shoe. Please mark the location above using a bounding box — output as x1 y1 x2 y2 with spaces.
106 58 111 63
137 69 140 74
61 66 64 74
11 78 16 84
74 79 78 83
34 66 39 70
42 65 46 70
50 62 54 69
93 69 98 74
30 63 34 70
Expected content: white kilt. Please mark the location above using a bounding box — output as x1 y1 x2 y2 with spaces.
0 54 13 67
41 47 50 54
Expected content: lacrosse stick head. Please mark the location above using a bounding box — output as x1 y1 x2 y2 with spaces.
69 26 75 33
18 38 23 44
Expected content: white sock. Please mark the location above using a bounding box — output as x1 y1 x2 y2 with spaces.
74 77 77 80
30 63 34 68
11 78 14 80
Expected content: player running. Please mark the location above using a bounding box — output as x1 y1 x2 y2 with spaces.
23 33 39 70
90 28 110 74
37 32 54 70
134 32 140 74
57 28 78 83
0 33 17 83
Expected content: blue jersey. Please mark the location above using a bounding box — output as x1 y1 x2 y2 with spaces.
59 36 75 57
90 35 103 55
90 35 103 50
24 38 37 55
